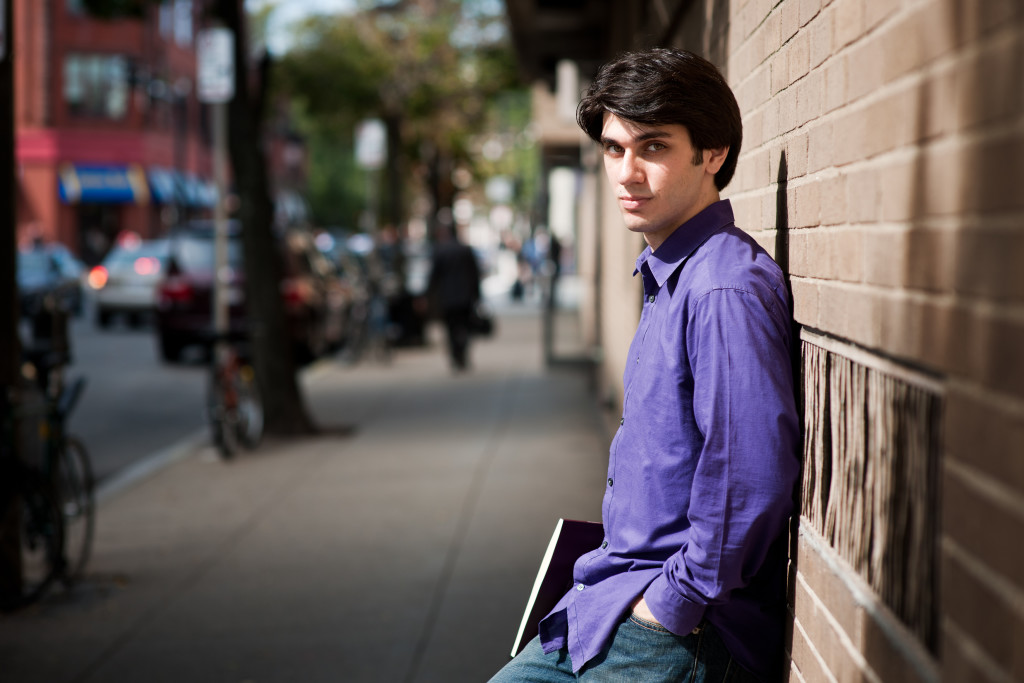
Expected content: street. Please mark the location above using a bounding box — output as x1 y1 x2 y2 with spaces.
0 303 610 683
63 302 209 488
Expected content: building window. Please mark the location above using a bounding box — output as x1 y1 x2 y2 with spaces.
159 1 173 38
63 54 130 120
174 0 193 46
66 0 86 15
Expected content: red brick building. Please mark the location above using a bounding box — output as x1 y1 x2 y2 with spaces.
14 0 215 265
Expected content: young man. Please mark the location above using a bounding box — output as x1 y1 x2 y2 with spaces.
490 48 800 682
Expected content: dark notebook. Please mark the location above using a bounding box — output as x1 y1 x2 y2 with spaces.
510 518 605 657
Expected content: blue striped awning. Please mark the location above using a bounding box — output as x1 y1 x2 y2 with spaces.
58 163 150 205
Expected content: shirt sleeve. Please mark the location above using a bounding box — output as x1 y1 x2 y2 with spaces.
643 285 800 635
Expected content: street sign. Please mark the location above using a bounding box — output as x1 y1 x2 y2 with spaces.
196 28 234 104
355 118 386 170
1 0 7 62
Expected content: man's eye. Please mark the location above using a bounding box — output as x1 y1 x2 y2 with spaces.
604 144 623 154
646 142 666 152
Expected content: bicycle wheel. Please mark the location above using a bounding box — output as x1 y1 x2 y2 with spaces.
236 364 263 450
55 436 96 584
16 475 65 606
207 366 239 459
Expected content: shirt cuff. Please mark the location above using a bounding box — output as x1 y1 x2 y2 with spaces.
643 574 705 636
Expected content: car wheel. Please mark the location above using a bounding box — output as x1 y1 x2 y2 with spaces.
96 308 113 329
158 333 184 363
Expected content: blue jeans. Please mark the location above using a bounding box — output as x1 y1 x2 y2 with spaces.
489 616 761 682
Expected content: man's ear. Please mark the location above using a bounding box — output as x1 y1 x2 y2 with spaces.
705 147 729 174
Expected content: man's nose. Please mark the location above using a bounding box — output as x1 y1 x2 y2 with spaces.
617 151 644 185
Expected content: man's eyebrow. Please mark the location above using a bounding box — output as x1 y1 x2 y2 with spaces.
600 129 675 146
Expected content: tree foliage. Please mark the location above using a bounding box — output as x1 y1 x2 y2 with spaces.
273 0 524 231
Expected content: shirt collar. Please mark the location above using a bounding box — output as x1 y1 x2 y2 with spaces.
634 199 735 287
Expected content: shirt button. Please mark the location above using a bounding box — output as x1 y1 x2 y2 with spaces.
647 295 655 303
607 478 614 487
576 583 585 591
601 540 608 549
619 418 624 425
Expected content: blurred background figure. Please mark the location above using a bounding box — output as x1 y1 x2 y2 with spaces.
426 224 481 372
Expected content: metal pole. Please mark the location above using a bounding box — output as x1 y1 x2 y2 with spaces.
212 101 229 341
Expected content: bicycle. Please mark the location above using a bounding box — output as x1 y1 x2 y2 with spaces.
1 346 95 608
207 338 263 460
21 346 95 585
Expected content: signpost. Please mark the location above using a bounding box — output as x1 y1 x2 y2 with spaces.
355 118 386 232
196 28 234 343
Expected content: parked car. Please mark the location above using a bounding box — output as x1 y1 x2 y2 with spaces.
17 242 85 317
154 220 351 364
88 237 170 328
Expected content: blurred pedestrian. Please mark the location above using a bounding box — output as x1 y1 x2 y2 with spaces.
427 224 481 371
490 48 800 683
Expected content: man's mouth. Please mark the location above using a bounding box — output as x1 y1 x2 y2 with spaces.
619 195 649 211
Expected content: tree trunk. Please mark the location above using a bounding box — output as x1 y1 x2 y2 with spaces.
210 0 315 435
0 0 23 606
383 113 404 229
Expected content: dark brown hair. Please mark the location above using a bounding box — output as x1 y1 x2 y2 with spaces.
577 48 742 190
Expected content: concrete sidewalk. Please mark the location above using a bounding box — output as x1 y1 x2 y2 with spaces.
0 303 611 683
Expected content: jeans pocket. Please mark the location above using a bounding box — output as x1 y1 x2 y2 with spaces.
627 612 676 635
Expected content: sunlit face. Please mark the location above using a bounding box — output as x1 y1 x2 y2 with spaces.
600 113 727 251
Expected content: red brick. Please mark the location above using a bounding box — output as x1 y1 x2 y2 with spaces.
880 10 924 83
796 69 825 127
800 0 823 28
942 468 1024 597
789 615 833 683
782 0 802 43
780 87 800 135
878 157 916 223
833 110 867 166
845 35 885 104
824 55 847 113
789 30 811 84
809 11 833 69
793 577 852 680
921 65 959 140
903 227 957 292
942 549 1024 676
862 0 895 32
944 389 1024 496
834 0 865 49
953 227 1024 302
917 144 964 217
957 38 1024 133
941 626 1018 683
916 0 960 64
791 276 820 326
773 50 792 95
844 168 879 223
861 227 907 288
763 96 782 143
788 133 810 180
818 172 846 224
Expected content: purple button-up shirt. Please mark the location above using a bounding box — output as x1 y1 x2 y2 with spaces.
539 200 800 681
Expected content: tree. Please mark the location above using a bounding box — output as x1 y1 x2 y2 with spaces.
274 0 522 236
1 0 24 607
83 0 316 435
207 0 315 435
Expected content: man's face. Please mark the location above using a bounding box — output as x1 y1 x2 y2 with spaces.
600 113 726 250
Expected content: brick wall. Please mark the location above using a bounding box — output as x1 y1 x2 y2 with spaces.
573 0 1024 680
703 0 1023 680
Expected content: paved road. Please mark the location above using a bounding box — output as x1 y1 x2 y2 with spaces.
0 303 611 683
63 308 208 487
